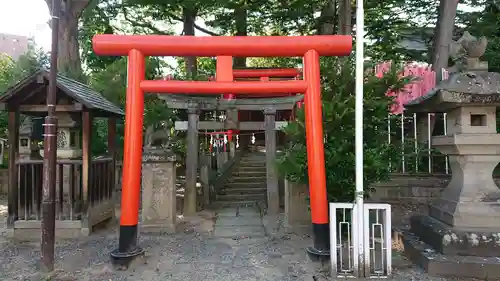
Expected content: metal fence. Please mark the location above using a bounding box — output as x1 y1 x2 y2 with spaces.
389 112 449 175
376 62 450 176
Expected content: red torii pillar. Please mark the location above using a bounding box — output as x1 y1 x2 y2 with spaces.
92 34 352 267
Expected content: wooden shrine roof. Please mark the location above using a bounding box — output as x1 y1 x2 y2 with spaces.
0 69 124 117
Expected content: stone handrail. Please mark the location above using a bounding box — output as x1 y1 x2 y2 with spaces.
198 150 242 206
210 150 242 190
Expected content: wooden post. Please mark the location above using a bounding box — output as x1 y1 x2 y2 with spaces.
108 117 117 199
81 111 93 235
7 109 19 229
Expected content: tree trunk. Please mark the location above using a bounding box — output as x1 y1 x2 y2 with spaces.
431 0 458 81
233 6 247 149
46 0 88 80
338 0 352 35
182 6 198 79
317 0 337 35
233 7 247 68
417 0 458 144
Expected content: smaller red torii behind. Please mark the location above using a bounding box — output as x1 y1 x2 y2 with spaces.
92 34 352 267
216 61 302 145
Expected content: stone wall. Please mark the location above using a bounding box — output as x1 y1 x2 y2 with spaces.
280 174 450 209
368 174 449 204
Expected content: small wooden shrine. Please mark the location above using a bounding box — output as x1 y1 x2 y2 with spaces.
0 69 124 238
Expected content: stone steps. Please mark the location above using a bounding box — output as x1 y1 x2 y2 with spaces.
233 170 266 175
239 159 266 164
225 181 266 186
235 165 266 170
217 193 266 202
213 152 268 209
219 187 267 194
232 171 267 176
228 176 267 182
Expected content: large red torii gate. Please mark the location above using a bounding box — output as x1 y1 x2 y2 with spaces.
92 34 352 267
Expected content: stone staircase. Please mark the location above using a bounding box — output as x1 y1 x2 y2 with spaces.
214 152 267 207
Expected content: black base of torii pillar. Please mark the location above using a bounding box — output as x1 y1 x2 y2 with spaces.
306 223 330 260
110 226 145 269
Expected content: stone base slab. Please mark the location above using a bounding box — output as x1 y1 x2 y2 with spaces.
410 214 500 257
5 218 113 240
400 229 500 279
140 220 176 234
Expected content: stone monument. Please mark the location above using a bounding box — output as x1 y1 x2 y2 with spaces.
403 33 500 279
141 125 177 234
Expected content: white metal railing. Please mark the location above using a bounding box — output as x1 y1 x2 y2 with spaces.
330 202 392 278
363 203 392 278
389 112 450 175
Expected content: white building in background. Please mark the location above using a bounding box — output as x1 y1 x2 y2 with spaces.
0 33 29 60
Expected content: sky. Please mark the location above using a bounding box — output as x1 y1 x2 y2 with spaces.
0 0 52 50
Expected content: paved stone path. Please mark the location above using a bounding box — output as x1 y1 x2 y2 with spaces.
213 206 265 239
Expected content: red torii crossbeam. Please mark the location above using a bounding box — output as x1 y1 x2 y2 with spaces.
232 68 301 78
92 34 352 267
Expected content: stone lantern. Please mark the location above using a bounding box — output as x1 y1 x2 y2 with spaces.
402 32 500 278
407 71 500 229
39 112 82 159
18 117 43 160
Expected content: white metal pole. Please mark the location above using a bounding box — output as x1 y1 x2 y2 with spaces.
355 0 365 276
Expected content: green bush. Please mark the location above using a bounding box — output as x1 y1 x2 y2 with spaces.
277 58 412 202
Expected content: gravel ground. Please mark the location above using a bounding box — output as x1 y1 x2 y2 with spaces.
0 200 478 281
0 227 466 281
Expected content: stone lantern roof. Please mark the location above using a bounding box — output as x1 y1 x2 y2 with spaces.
405 71 500 113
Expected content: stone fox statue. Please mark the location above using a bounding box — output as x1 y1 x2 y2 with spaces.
144 124 171 149
449 31 488 73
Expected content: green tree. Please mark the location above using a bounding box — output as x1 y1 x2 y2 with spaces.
0 45 48 139
89 56 175 155
277 58 411 202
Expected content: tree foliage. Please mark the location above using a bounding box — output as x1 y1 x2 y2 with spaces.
277 58 411 201
0 45 48 139
89 56 175 155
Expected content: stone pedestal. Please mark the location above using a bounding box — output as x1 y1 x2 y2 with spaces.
284 180 311 231
199 155 211 207
141 148 177 234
